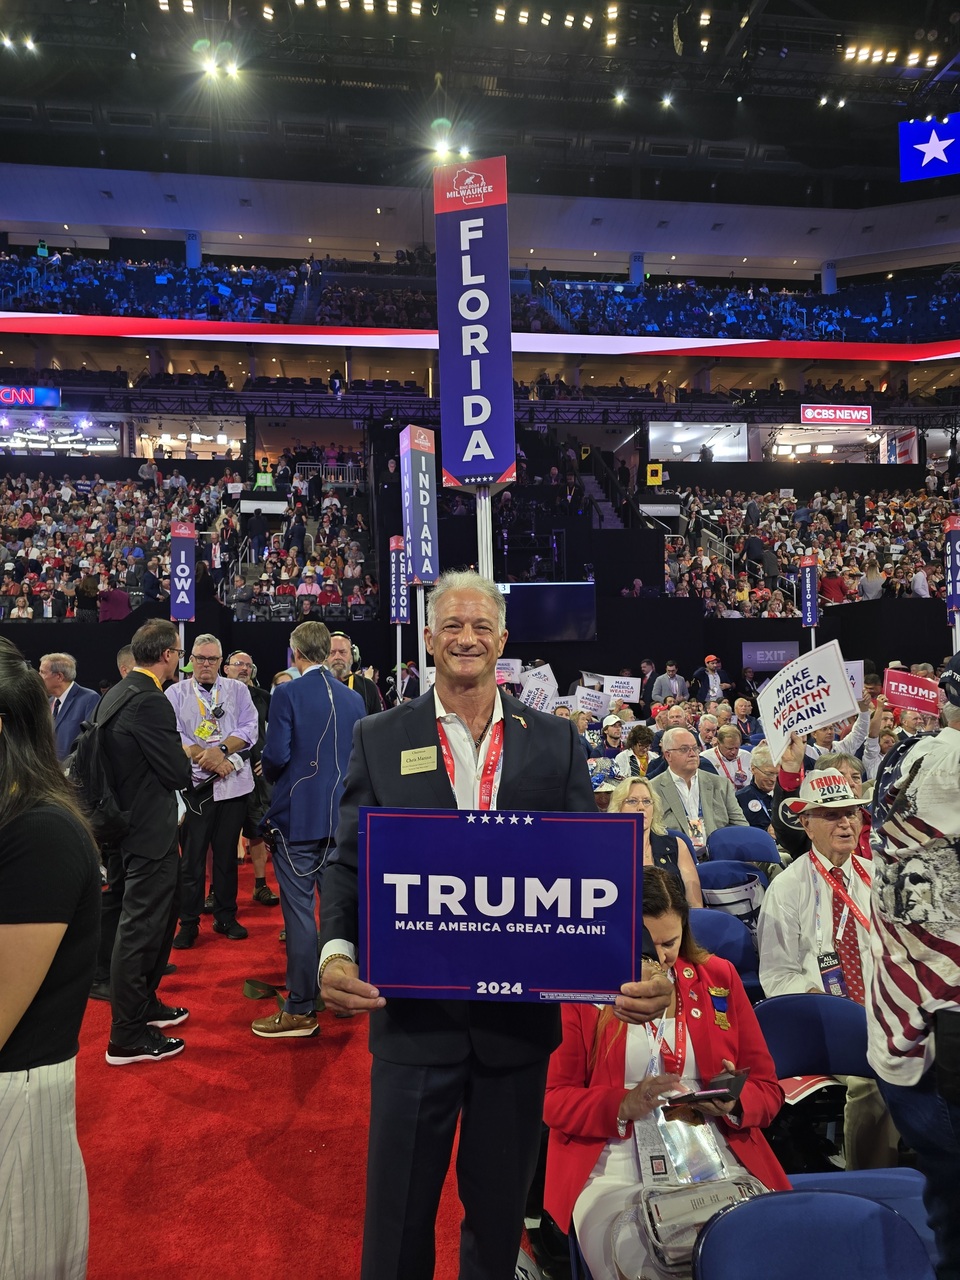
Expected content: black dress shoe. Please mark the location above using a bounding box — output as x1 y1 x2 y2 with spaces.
213 918 249 940
105 1028 185 1066
202 891 215 913
171 924 199 950
163 962 178 976
88 981 112 1003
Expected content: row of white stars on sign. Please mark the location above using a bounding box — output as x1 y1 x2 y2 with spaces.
466 813 535 825
460 475 496 483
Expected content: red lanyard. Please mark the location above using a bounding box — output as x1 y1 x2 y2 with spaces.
711 750 735 784
436 718 504 811
812 854 871 934
654 982 687 1076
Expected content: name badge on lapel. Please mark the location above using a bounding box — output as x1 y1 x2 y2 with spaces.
400 746 438 775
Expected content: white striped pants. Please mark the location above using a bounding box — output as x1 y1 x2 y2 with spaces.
0 1057 89 1279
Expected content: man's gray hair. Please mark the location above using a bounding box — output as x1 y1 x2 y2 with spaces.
942 703 960 727
40 652 77 682
290 620 331 665
661 727 695 752
750 745 774 773
191 633 222 654
699 713 719 728
426 570 506 633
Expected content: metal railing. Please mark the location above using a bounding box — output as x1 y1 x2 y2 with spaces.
295 462 365 489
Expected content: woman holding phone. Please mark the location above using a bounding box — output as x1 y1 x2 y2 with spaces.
544 869 788 1280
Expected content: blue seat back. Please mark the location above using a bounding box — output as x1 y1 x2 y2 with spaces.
689 908 757 974
707 826 781 865
753 994 873 1079
789 1170 935 1269
692 1190 936 1280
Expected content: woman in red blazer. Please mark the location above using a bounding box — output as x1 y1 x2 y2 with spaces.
544 868 789 1279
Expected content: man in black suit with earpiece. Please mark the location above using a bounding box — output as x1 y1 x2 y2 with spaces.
320 570 672 1280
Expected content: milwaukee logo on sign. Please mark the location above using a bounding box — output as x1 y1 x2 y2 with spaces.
800 405 873 425
434 156 507 216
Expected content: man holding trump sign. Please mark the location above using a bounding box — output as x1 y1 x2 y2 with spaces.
319 569 671 1280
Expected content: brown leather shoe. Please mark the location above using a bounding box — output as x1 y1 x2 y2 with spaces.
251 1010 319 1039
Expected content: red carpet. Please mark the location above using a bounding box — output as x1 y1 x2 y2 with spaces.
76 862 465 1279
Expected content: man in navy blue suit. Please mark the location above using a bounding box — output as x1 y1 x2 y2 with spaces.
39 651 101 759
253 620 365 1039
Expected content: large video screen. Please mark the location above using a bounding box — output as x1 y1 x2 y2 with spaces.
496 582 597 643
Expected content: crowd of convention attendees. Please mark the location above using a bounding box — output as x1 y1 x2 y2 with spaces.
0 254 297 323
313 283 436 329
669 477 960 618
5 248 960 349
547 271 960 343
0 444 376 624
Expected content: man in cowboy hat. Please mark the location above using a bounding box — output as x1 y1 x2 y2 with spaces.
757 767 898 1169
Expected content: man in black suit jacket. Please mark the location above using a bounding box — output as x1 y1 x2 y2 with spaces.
320 570 672 1280
638 657 658 717
100 619 193 1066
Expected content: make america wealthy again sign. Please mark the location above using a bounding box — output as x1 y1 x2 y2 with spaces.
433 156 516 488
358 808 642 1003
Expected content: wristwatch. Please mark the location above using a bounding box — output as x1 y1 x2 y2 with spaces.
219 743 229 755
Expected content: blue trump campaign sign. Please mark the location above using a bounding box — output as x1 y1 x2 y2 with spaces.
358 808 642 1003
899 114 960 182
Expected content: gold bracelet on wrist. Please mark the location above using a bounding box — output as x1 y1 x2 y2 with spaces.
319 952 353 982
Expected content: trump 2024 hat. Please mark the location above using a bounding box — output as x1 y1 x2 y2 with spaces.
784 771 862 817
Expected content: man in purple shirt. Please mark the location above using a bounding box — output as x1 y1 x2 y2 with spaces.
166 633 259 949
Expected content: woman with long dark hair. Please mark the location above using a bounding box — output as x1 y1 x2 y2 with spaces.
0 636 101 1278
544 868 787 1279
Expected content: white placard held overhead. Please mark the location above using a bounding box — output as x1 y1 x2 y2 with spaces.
580 670 605 690
496 658 523 685
518 664 558 713
844 660 864 700
551 696 576 713
575 686 612 719
757 640 859 766
602 675 642 702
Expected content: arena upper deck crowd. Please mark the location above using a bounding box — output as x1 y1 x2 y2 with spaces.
4 248 960 346
670 478 960 617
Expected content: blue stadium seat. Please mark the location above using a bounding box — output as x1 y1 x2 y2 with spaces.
692 1190 936 1280
706 826 781 866
753 994 873 1080
789 1170 935 1269
688 908 761 1002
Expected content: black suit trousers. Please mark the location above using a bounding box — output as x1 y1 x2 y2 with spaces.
179 796 247 926
362 1052 549 1280
110 841 180 1044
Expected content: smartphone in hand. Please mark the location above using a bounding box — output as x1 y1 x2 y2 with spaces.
663 1068 749 1109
